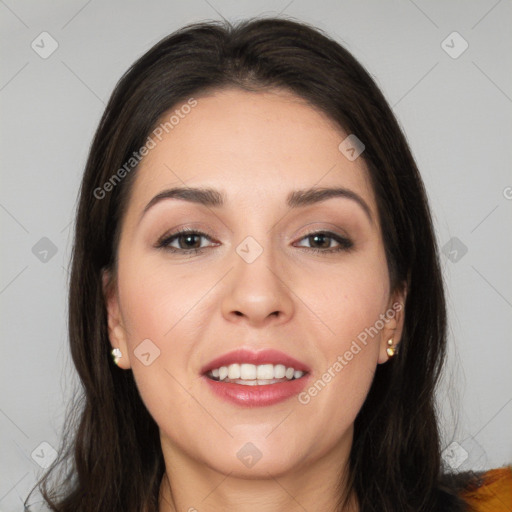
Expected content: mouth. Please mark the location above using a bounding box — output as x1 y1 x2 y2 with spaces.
205 363 306 385
201 348 311 406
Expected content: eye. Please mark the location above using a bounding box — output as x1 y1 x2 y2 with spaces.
294 231 353 253
155 228 353 256
155 228 217 255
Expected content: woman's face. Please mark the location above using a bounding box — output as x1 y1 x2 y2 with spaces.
104 88 405 480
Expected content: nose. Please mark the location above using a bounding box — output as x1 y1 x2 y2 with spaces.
220 242 295 328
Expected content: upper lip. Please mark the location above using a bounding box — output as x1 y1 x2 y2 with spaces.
201 348 311 375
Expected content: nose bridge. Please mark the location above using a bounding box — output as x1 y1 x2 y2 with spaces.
235 234 279 287
221 230 294 324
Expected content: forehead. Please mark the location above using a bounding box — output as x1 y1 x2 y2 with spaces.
126 87 376 217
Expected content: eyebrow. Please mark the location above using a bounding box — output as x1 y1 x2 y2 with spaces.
139 186 373 225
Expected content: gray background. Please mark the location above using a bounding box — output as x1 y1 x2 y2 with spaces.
1 1 511 510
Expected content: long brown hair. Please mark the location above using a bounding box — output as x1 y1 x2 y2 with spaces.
26 16 469 511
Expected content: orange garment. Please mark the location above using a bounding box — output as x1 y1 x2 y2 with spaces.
459 466 512 512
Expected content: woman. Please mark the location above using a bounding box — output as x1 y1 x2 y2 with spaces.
26 16 511 512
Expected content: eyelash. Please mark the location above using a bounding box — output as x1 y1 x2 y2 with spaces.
155 227 354 256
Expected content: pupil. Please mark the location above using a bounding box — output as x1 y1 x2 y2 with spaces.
181 234 200 249
311 234 329 248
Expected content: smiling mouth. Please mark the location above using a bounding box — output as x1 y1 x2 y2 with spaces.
205 363 307 386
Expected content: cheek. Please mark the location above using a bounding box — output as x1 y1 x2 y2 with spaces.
301 253 389 345
118 255 198 343
296 251 389 404
115 257 199 407
115 260 201 432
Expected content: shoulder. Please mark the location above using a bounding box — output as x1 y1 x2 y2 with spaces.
456 466 512 512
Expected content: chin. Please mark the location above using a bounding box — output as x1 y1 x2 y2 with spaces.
203 451 302 479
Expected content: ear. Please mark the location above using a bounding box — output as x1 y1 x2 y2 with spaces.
377 284 407 364
102 268 131 370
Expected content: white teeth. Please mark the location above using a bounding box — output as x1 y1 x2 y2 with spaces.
257 364 274 380
209 363 305 382
227 363 240 379
240 363 257 379
274 364 286 378
238 379 259 386
228 378 287 386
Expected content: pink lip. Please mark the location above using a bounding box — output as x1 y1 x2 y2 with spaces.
202 375 311 407
200 348 311 375
200 348 311 407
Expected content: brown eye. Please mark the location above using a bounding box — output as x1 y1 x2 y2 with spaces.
175 233 202 249
295 231 353 253
155 229 216 254
307 233 331 249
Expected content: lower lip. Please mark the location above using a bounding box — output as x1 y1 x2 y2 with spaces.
202 375 310 407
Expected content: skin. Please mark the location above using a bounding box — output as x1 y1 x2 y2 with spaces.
103 87 406 512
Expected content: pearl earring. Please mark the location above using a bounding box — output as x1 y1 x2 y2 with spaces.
386 339 396 357
111 348 123 365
